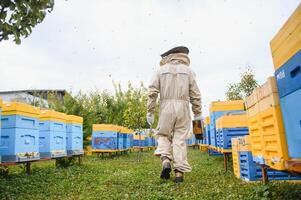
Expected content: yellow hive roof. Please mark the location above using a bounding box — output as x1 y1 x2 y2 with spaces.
39 110 67 122
216 114 248 129
66 115 83 124
210 100 245 113
93 124 133 134
2 102 40 117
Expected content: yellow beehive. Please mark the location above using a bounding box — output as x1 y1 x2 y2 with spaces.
66 115 83 124
270 4 301 70
259 106 289 170
216 114 248 129
231 137 240 178
39 110 66 123
246 77 290 170
210 100 245 113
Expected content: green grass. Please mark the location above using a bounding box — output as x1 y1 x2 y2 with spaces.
0 149 301 200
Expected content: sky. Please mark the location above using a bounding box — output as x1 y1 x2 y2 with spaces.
0 0 300 115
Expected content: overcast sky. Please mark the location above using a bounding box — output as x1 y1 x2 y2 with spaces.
0 0 300 115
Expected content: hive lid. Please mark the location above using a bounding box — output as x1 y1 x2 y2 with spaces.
39 110 67 122
216 114 248 129
66 115 83 124
210 100 245 113
2 102 40 117
93 124 122 132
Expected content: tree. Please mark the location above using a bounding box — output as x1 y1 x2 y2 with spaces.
0 0 54 44
225 67 259 100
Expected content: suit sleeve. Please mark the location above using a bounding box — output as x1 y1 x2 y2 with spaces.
147 70 160 114
189 71 202 117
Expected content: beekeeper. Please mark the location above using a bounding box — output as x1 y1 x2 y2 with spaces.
146 46 202 183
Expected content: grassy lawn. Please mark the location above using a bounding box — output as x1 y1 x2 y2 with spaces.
0 149 301 200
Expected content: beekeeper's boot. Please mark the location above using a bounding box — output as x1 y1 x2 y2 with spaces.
174 170 184 183
160 157 171 180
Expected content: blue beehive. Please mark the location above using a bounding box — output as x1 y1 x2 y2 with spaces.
66 115 83 156
216 114 249 149
92 124 121 150
239 151 301 181
275 50 301 98
210 110 245 147
39 110 67 158
0 102 40 162
280 88 301 159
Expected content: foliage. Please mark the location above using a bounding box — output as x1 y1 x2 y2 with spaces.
226 67 259 100
36 82 156 140
0 0 54 44
1 150 301 199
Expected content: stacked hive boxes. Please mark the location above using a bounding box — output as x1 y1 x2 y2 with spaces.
92 124 132 151
66 115 84 156
0 102 40 162
271 4 301 172
39 110 67 158
216 114 249 150
232 136 301 181
209 100 245 149
246 77 288 170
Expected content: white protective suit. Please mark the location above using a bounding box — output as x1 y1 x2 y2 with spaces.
147 53 202 173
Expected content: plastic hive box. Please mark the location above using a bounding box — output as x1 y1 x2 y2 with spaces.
280 88 301 159
217 127 249 149
39 110 67 158
216 114 249 149
245 87 260 109
66 115 83 156
275 50 301 98
0 102 40 162
270 4 301 70
239 151 301 181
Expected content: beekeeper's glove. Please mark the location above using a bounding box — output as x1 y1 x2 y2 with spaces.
193 115 203 121
146 113 154 126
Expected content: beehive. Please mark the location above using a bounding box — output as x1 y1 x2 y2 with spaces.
246 77 290 170
0 102 40 162
39 110 67 158
66 115 84 156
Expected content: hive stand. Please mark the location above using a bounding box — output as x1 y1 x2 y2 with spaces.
0 154 83 176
